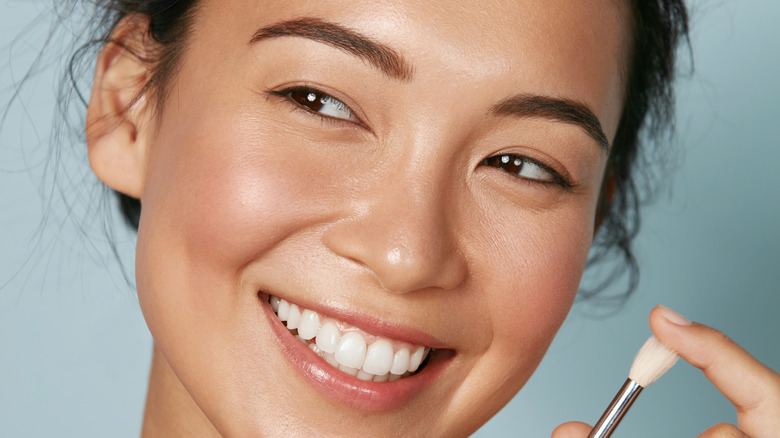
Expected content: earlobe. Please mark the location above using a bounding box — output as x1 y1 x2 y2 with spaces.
86 14 155 200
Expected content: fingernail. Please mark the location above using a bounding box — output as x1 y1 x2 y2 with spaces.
658 305 693 326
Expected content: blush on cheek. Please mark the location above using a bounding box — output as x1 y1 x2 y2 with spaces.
497 272 578 353
148 122 341 273
177 160 311 267
490 217 593 357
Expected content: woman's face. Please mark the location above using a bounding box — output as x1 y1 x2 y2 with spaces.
134 0 629 435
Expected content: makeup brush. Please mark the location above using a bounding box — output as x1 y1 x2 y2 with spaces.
587 336 679 438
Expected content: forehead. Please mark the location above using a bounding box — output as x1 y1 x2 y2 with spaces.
189 0 632 137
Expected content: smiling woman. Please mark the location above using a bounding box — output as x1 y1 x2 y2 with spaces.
3 0 780 437
108 3 628 434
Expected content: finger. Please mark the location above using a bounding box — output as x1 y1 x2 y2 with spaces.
551 421 592 438
650 305 780 437
697 423 750 438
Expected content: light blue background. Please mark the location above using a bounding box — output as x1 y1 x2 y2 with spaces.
1 1 778 436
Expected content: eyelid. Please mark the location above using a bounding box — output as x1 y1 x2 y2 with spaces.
481 152 575 190
266 83 371 129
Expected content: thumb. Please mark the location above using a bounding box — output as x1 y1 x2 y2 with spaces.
552 421 592 438
697 423 750 438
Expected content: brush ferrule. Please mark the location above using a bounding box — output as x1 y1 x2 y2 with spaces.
587 378 643 438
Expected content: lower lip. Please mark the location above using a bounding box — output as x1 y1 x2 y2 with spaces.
259 293 451 411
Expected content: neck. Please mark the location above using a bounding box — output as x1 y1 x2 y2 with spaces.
141 345 222 438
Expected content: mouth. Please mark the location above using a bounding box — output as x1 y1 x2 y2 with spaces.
266 294 433 382
259 292 453 410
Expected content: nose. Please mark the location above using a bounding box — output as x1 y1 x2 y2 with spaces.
322 173 468 294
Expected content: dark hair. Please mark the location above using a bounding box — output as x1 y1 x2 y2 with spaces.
47 0 689 299
583 0 690 305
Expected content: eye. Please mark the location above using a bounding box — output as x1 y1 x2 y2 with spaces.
276 87 359 123
481 154 572 188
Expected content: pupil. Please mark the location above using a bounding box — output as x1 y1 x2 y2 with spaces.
291 89 324 112
489 155 524 174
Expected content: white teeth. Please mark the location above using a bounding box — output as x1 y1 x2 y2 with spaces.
298 309 320 340
322 352 339 367
277 299 290 321
390 347 411 375
408 346 426 372
315 322 340 354
335 332 367 369
356 370 374 381
362 338 394 376
268 295 434 381
286 304 301 330
338 364 360 376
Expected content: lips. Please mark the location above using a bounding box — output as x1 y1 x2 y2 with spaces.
269 294 431 382
258 292 454 411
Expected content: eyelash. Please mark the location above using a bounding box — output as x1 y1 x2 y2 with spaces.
480 154 573 189
269 86 362 126
269 86 572 189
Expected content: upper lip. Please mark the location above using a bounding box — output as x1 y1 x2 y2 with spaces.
259 291 450 350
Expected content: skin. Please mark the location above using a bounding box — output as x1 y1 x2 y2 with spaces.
84 0 780 436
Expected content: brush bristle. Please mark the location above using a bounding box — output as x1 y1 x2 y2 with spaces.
628 336 679 388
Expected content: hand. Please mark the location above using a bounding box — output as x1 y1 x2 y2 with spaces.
552 305 780 438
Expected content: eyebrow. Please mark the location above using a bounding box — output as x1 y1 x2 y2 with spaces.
249 18 414 82
490 94 610 153
250 19 608 152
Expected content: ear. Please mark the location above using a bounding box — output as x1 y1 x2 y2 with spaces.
594 169 616 233
86 15 156 199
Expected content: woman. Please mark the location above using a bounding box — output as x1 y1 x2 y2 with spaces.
2 0 779 436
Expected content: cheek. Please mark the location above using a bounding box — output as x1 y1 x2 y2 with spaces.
133 108 343 348
495 223 589 346
140 113 337 274
443 203 595 429
521 213 592 329
475 206 594 377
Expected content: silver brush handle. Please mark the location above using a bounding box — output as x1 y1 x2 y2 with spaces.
587 378 643 438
